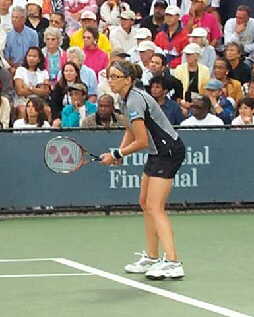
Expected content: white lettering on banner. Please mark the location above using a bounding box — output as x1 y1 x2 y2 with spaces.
109 146 210 189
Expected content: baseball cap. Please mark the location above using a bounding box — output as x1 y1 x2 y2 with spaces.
183 43 201 54
138 40 157 52
81 10 97 20
135 28 152 39
188 27 208 38
154 0 168 9
110 48 130 58
205 79 223 90
26 0 42 8
165 5 181 15
120 10 136 20
68 83 88 94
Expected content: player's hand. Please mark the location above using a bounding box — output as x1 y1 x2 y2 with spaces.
99 152 115 165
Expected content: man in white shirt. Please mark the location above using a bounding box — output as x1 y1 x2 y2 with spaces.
180 95 224 126
109 10 137 53
224 5 254 56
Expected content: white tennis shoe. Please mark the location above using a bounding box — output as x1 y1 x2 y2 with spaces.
145 258 184 280
124 251 160 273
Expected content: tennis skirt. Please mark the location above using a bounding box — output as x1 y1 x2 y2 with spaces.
144 137 185 179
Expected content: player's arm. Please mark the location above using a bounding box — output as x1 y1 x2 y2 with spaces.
120 119 148 156
100 119 148 165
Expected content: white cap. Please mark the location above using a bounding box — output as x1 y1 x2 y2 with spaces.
188 27 208 38
81 10 97 20
138 40 157 52
183 43 202 54
120 10 136 20
135 28 152 39
165 5 181 16
26 0 42 8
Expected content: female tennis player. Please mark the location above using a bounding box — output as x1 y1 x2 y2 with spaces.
100 60 185 280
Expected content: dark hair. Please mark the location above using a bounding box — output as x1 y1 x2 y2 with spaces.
98 94 114 107
152 53 167 66
110 60 139 81
85 26 99 42
237 5 251 16
50 11 65 22
238 97 254 110
24 97 47 127
149 76 168 91
59 61 82 88
23 47 45 70
215 57 231 71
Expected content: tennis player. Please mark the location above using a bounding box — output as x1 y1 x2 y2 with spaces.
100 60 185 280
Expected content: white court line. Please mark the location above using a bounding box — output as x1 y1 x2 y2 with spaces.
0 258 58 263
0 273 93 278
54 257 252 317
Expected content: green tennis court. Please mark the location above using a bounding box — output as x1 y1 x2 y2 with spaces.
0 213 253 317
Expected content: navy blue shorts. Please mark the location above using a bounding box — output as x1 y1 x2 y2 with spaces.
144 138 185 179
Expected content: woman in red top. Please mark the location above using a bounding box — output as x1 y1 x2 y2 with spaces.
83 26 109 78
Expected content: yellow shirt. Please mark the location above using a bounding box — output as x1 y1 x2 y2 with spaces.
70 28 112 54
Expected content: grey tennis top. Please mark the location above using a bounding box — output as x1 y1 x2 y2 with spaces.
120 87 179 155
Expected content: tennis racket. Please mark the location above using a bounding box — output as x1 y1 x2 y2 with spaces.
44 136 101 174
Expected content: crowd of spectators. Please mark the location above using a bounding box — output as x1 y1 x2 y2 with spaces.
1 0 254 130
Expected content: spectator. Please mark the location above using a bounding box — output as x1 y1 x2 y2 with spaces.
213 57 243 106
204 79 234 124
81 93 127 128
137 40 157 86
149 53 183 102
140 0 168 40
231 97 254 125
224 5 254 57
125 0 151 19
66 46 98 102
70 10 111 54
61 83 96 127
49 61 82 127
180 94 224 126
0 81 11 128
246 80 254 98
182 0 222 46
173 43 210 99
13 97 51 128
0 0 13 32
185 27 216 74
83 26 109 78
219 0 254 26
42 0 64 18
49 12 70 50
154 5 189 69
109 10 137 53
14 46 50 118
42 27 67 88
149 76 185 125
25 0 49 48
128 27 163 64
4 6 39 75
64 0 98 35
98 0 130 34
224 41 251 85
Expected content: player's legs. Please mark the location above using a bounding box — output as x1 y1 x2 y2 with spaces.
144 176 177 261
139 173 159 258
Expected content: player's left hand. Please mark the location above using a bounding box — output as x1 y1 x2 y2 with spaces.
99 153 115 165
